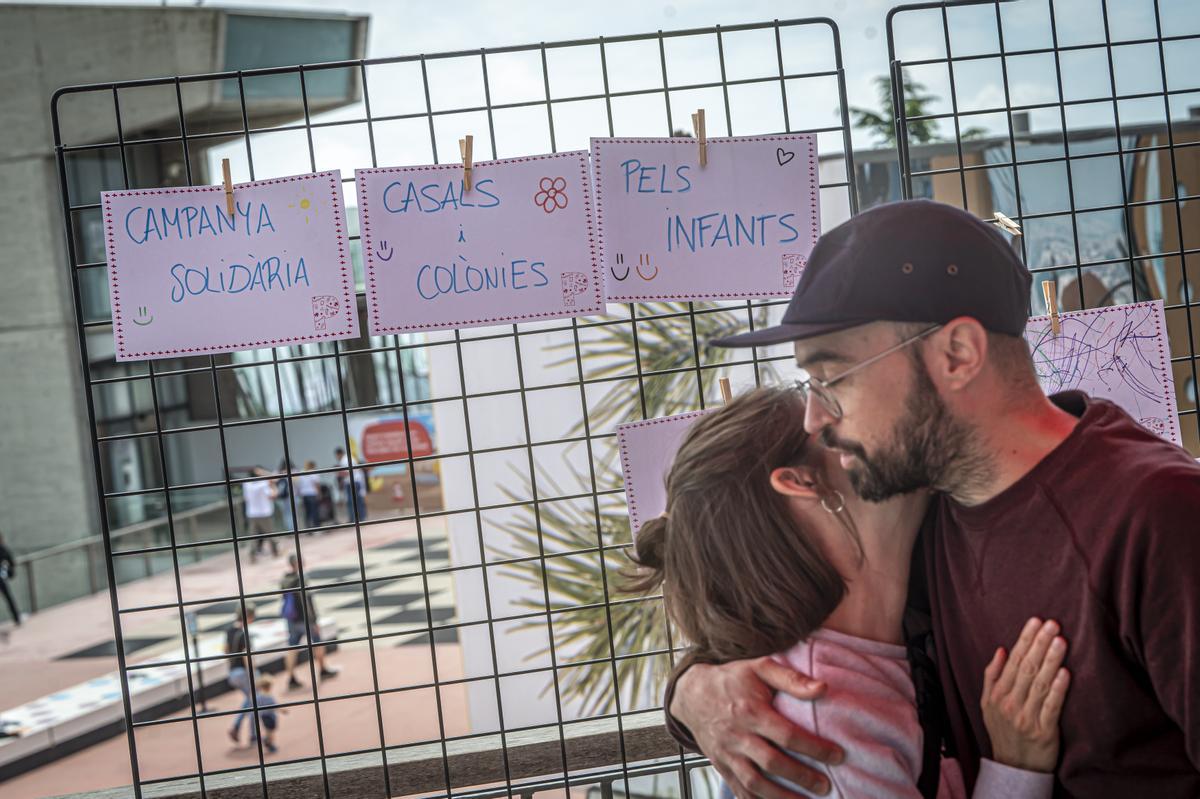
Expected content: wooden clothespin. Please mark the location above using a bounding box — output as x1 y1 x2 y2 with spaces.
991 211 1022 236
718 377 732 404
1042 280 1060 336
691 109 707 167
221 158 235 216
459 135 474 192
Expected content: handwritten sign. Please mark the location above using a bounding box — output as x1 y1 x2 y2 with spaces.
591 134 820 302
1026 300 1180 444
356 151 602 334
617 410 713 534
102 171 357 361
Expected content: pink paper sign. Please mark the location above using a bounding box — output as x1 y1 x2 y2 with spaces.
617 410 713 534
356 151 603 334
1026 300 1180 445
591 134 820 302
102 170 358 361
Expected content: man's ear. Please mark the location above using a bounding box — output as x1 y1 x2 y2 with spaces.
927 317 987 390
769 466 821 499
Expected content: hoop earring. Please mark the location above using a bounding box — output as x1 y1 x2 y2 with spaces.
821 490 846 514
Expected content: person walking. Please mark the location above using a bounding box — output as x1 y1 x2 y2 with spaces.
243 467 279 563
253 676 282 754
0 531 21 627
294 461 322 530
225 606 258 745
280 553 339 690
334 447 368 523
275 459 295 533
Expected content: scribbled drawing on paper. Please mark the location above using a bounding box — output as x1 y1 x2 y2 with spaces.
782 254 806 289
312 295 340 331
1024 299 1179 444
561 272 588 306
1139 416 1168 437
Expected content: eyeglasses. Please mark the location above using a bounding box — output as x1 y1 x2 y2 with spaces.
794 324 942 421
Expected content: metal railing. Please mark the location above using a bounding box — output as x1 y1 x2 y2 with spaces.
11 499 241 613
49 716 711 799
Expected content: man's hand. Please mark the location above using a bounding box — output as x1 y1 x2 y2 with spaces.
671 656 843 798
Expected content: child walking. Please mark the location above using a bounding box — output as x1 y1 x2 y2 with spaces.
253 677 281 754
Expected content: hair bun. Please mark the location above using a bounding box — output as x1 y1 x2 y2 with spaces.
622 515 668 594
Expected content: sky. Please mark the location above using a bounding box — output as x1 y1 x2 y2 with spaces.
30 0 1200 208
31 0 1199 114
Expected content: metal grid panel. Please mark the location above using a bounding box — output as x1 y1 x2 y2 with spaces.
887 0 1200 455
51 19 857 799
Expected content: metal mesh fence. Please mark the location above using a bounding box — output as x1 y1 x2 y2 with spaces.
51 18 857 799
888 0 1200 455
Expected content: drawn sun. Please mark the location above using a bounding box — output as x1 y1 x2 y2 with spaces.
288 188 319 224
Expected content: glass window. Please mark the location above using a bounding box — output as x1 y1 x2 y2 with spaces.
223 15 360 101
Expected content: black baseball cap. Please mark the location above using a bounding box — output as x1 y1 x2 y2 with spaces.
711 199 1032 348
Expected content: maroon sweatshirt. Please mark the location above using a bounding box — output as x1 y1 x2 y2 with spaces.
926 391 1200 797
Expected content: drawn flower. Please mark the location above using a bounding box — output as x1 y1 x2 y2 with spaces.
534 177 568 213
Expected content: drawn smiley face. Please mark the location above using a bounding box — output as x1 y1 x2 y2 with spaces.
133 306 154 326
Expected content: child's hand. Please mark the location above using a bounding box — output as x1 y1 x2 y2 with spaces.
980 617 1070 773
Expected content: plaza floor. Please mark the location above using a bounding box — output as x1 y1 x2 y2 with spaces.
0 517 466 799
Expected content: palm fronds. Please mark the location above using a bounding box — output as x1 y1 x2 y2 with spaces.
490 302 775 713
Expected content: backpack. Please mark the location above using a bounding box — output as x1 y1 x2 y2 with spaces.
281 590 304 622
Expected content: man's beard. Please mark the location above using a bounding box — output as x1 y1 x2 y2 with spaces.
820 354 979 502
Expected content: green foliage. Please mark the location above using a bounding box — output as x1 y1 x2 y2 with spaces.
557 302 772 437
495 467 667 717
491 302 776 714
850 74 987 146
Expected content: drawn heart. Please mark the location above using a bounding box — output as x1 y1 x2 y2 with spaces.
776 147 795 166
